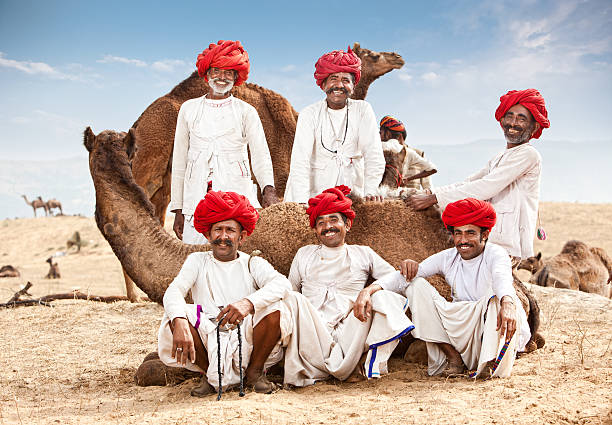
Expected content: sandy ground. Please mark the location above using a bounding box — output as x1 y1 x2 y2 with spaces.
0 202 611 424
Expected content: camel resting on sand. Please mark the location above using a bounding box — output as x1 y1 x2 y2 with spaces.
84 126 544 354
46 199 63 216
519 240 612 298
0 265 20 278
21 195 48 217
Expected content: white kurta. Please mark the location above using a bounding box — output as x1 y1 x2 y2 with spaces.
283 99 386 203
376 243 530 378
169 95 275 215
282 244 414 386
158 251 291 390
433 143 541 258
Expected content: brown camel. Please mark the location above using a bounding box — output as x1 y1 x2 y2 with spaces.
0 265 20 278
22 195 48 217
45 257 61 279
519 241 612 298
117 42 405 302
45 198 63 215
83 127 544 354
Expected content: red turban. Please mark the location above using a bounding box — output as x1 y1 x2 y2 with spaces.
193 191 259 236
380 115 406 133
494 89 550 139
196 40 250 86
314 46 362 89
306 185 356 228
442 198 497 231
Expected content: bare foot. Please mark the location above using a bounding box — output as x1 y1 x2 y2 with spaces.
190 379 215 397
440 361 465 378
246 373 277 394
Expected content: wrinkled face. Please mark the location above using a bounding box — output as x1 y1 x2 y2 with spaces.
314 213 350 248
501 104 538 145
323 72 354 109
207 67 237 95
451 224 489 260
205 219 246 261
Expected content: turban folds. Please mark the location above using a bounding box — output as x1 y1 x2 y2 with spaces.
306 185 356 228
380 115 406 134
193 191 259 236
442 198 496 231
196 40 250 86
494 89 550 139
314 46 362 89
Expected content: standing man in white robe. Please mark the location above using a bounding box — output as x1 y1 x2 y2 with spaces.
282 186 414 386
169 40 279 244
158 191 290 396
407 89 550 262
283 47 386 203
376 198 529 378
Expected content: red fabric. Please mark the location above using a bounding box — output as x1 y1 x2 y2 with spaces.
306 185 356 228
196 40 250 86
442 198 497 231
193 191 259 236
380 115 405 133
314 46 361 89
494 89 550 139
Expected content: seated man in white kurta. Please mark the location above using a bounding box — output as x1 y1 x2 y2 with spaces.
158 191 290 397
282 186 414 386
376 198 530 378
169 40 279 245
283 47 386 203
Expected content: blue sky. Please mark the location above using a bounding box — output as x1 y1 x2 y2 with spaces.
0 0 611 160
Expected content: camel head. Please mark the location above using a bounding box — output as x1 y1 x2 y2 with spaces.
352 42 404 79
518 252 543 274
380 140 406 190
84 127 136 165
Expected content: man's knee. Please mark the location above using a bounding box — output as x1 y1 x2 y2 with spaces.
254 310 281 332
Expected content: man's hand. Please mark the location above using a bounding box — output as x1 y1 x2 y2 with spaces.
353 284 381 322
365 194 384 202
173 211 185 240
261 185 280 208
217 298 255 327
171 317 196 366
399 259 420 281
406 193 437 211
497 296 517 343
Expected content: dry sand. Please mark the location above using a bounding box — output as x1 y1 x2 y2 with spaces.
0 202 611 424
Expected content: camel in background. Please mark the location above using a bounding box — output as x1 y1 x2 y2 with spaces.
519 241 612 298
0 265 20 278
116 42 404 302
21 195 48 217
45 257 61 279
46 198 63 216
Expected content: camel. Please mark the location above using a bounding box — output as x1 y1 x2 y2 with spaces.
67 231 83 252
22 195 48 217
45 198 63 215
84 126 544 354
116 42 405 302
45 257 60 279
518 241 612 298
0 265 20 278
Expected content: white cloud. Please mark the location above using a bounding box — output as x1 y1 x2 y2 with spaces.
421 72 439 83
0 52 81 80
151 59 187 73
11 117 30 124
97 55 147 67
281 64 297 72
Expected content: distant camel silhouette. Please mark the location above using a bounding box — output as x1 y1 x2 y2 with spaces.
21 195 48 217
46 198 63 215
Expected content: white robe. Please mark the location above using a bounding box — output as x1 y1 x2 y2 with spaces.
283 244 414 386
283 99 386 203
169 95 275 215
376 243 529 378
158 251 291 390
433 143 541 258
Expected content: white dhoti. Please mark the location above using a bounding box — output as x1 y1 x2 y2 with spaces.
405 277 520 378
281 289 414 387
158 302 291 390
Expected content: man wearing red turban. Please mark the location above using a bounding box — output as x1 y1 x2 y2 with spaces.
170 40 279 245
158 190 292 396
284 46 386 204
408 89 550 261
376 198 530 378
379 115 437 191
280 186 415 386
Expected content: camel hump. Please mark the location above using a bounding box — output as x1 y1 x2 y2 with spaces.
590 247 612 273
561 240 590 257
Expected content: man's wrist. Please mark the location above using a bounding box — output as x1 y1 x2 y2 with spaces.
500 295 515 306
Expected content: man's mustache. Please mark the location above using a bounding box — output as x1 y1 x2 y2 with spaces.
325 86 349 95
211 238 234 247
322 228 340 236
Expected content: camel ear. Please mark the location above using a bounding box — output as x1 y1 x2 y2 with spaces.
83 126 95 152
352 42 361 54
125 128 137 161
536 252 542 260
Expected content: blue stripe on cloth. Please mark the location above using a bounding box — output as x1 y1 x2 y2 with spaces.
366 325 415 378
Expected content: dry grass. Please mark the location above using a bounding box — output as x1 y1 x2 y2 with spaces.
0 203 611 424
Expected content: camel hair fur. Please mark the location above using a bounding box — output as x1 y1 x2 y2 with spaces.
519 240 612 298
118 42 404 302
45 198 63 216
0 265 20 278
84 126 543 352
21 195 48 217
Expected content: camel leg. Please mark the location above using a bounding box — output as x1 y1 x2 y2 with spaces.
122 269 139 303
